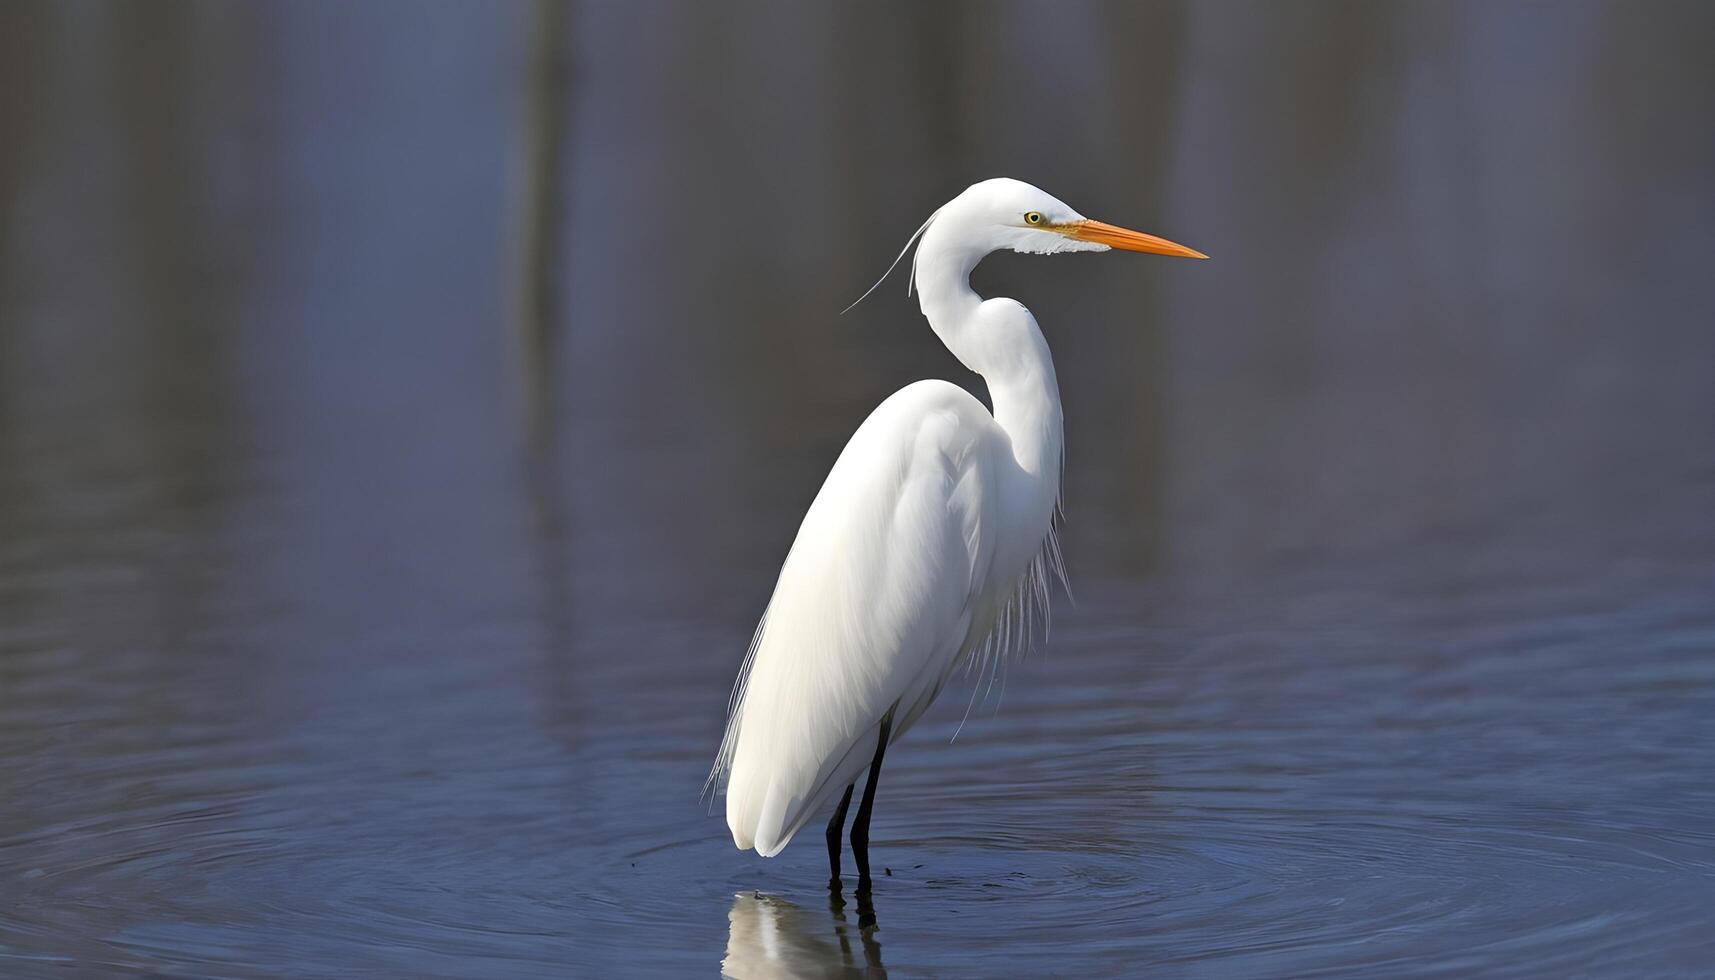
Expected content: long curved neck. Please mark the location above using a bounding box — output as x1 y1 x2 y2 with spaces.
914 239 1064 488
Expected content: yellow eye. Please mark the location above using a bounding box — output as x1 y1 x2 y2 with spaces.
1024 211 1044 225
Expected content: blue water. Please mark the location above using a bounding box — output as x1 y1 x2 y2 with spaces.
4 509 1711 976
2 3 1713 976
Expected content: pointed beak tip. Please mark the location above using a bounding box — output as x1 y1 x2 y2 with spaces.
1066 219 1208 260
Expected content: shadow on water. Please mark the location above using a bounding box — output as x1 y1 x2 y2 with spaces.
723 891 886 979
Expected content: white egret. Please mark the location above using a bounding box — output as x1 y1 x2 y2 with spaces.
709 177 1205 893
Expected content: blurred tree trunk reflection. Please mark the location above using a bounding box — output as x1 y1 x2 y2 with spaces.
1088 0 1188 576
0 1 52 674
516 0 570 459
515 0 580 743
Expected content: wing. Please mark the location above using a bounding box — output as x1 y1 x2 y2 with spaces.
714 380 1001 856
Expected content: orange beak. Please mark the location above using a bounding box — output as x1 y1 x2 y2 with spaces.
1061 219 1208 259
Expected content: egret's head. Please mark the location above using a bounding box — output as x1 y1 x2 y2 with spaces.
845 177 1205 314
945 177 1208 259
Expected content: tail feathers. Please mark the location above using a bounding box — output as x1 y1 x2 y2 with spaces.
726 776 792 857
725 725 881 858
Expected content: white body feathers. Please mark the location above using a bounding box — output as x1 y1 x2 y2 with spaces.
713 178 1097 857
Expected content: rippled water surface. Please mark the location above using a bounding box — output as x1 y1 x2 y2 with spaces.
3 3 1714 977
5 512 1712 977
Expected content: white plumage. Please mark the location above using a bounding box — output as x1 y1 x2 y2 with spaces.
722 380 1006 855
709 178 1205 877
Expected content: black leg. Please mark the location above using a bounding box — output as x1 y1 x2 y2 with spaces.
850 714 892 896
826 782 854 892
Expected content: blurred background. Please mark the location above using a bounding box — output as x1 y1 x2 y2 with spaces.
1 1 1711 976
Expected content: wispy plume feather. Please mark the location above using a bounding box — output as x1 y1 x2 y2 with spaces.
951 499 1070 741
840 205 943 315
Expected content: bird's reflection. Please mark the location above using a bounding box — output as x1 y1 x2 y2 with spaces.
722 889 886 978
